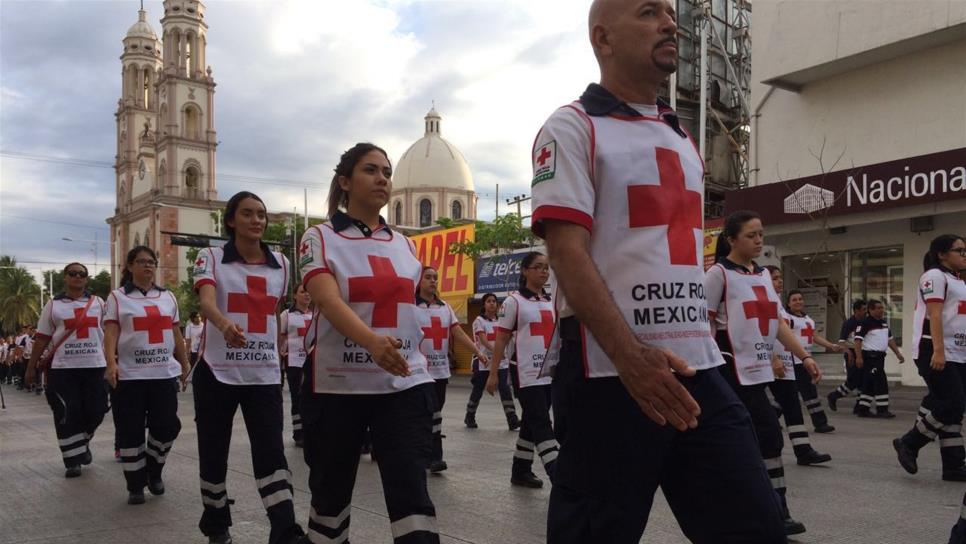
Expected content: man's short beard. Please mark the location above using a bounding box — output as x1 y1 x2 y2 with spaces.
652 53 677 74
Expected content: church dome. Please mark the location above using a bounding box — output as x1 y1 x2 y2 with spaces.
393 107 474 192
126 9 158 40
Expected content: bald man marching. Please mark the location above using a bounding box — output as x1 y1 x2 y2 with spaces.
531 1 787 542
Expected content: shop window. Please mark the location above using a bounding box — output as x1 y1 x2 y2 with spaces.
850 246 904 345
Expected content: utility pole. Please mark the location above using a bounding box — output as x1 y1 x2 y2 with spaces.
506 194 531 219
495 183 500 218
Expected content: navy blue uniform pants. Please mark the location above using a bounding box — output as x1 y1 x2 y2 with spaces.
111 377 181 492
45 367 108 468
547 331 786 544
902 341 966 469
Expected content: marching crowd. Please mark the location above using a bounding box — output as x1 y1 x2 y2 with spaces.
3 1 966 543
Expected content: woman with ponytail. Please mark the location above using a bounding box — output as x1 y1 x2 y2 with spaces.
895 234 966 482
705 210 821 536
485 251 558 489
300 143 440 543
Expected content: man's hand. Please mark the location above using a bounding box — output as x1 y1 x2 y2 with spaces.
613 343 699 431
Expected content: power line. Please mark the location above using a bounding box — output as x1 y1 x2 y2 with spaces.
0 149 322 188
0 214 108 231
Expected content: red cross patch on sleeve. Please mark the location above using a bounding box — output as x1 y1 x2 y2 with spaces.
532 140 556 186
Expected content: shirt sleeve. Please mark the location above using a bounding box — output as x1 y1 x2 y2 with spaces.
192 248 217 292
36 301 55 339
447 303 460 329
854 321 865 340
495 295 519 334
531 106 596 239
300 225 331 287
839 318 851 341
104 293 119 324
704 264 726 319
279 310 289 335
472 316 484 336
168 292 180 324
920 269 947 304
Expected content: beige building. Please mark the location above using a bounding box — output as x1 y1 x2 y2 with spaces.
107 0 222 287
390 107 478 228
727 0 966 385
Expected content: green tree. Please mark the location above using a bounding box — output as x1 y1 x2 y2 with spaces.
172 247 202 324
0 256 41 335
88 271 112 300
449 214 534 260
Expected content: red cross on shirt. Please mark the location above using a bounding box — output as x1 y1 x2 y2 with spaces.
742 286 778 336
132 305 173 344
959 301 966 315
486 330 496 342
348 256 415 328
422 316 449 351
195 256 205 268
627 147 702 266
800 321 815 345
529 310 555 350
299 241 310 256
227 276 279 334
536 146 552 166
297 320 309 337
64 307 98 339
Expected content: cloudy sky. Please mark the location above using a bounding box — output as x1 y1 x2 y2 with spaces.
0 0 599 278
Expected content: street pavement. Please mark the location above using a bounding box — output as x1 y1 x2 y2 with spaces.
0 375 962 544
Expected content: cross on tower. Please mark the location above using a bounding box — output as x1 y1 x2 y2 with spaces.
799 321 815 345
529 310 555 349
227 276 279 334
422 316 449 351
132 305 173 344
536 146 552 166
627 147 702 266
348 256 415 328
742 286 779 336
64 307 99 339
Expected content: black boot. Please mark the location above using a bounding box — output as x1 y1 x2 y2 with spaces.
127 491 146 505
827 391 841 412
796 449 832 466
893 438 918 474
208 532 233 544
511 472 543 488
507 413 520 431
464 413 478 429
784 517 806 535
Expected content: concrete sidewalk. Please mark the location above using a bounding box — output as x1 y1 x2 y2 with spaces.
0 377 961 543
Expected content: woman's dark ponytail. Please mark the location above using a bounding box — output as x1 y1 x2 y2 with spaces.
714 210 761 264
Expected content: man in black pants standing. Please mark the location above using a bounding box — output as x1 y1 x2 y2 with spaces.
532 1 785 541
854 299 905 417
828 299 865 411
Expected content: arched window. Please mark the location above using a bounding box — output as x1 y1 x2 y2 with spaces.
394 201 403 225
134 232 141 246
451 200 462 220
158 160 166 187
142 68 151 108
185 165 200 188
419 199 432 228
184 104 201 139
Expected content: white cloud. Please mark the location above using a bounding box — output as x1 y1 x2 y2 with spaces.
1 0 602 274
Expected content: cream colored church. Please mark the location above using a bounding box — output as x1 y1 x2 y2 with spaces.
107 0 221 287
107 1 477 287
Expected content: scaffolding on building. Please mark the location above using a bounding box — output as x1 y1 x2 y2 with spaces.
664 0 752 218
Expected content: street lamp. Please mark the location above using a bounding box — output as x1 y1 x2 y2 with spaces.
62 233 109 271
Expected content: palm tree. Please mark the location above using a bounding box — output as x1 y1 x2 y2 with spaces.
0 256 41 335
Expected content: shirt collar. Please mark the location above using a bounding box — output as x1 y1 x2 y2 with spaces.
578 83 687 138
122 281 165 295
719 258 764 274
331 211 389 238
518 286 549 301
221 239 281 268
415 294 442 307
54 291 92 301
937 265 961 279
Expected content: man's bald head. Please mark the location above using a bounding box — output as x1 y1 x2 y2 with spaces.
588 0 622 59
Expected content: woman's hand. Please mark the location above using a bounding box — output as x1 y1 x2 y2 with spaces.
771 357 786 379
476 352 489 368
220 321 246 348
105 363 119 389
180 362 191 391
365 335 410 377
485 370 499 395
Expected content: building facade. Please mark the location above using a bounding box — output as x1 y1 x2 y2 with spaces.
728 0 966 385
390 107 478 229
107 0 222 288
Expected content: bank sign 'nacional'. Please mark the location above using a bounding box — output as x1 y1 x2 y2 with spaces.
724 147 966 225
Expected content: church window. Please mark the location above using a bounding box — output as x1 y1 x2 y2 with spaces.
184 105 201 139
142 68 151 108
394 201 403 225
134 232 141 246
451 200 462 220
419 199 432 227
